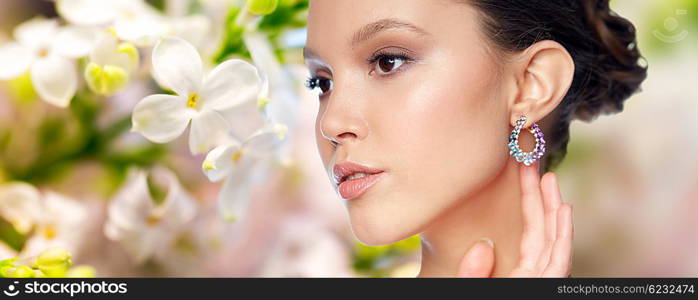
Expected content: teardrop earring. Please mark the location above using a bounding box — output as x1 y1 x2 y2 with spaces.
507 115 546 166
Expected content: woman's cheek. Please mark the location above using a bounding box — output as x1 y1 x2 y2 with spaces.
395 64 500 189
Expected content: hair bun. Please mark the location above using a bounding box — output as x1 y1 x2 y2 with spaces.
574 0 648 121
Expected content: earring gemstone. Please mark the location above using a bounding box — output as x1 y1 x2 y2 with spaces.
508 115 545 166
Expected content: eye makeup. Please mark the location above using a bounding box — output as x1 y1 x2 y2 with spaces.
304 45 421 100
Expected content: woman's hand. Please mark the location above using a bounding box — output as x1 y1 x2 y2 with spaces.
457 162 574 277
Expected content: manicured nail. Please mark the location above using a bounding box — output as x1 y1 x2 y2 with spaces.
480 237 494 248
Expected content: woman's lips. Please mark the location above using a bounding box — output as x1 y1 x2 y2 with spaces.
337 172 384 200
332 161 385 200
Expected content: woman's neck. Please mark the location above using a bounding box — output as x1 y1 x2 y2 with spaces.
417 158 526 277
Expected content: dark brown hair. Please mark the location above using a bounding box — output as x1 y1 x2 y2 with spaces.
464 0 648 172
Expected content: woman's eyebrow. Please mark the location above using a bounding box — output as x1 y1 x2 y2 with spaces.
303 18 429 62
350 18 430 47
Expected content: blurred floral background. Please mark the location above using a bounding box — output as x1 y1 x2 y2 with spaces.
0 0 695 277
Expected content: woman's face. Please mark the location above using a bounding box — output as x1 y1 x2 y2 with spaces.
305 0 512 245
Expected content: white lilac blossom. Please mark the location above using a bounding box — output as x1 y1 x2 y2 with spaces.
243 31 299 163
0 18 97 107
57 0 168 46
57 0 210 47
0 182 42 235
84 30 139 96
131 36 262 154
56 0 129 26
165 15 212 49
104 167 196 263
21 192 89 257
201 122 287 221
0 183 88 257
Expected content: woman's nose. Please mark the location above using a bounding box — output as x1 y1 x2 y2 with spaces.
318 86 368 146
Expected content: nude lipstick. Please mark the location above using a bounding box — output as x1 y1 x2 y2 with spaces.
332 161 385 200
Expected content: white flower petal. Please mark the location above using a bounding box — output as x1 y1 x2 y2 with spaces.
104 217 125 240
131 94 193 143
201 59 261 111
13 18 58 51
216 164 256 222
244 123 287 158
30 56 77 107
244 31 299 126
218 97 268 141
89 32 138 72
161 186 196 228
22 236 77 259
43 192 87 224
51 26 99 58
201 143 239 182
0 182 42 234
168 15 211 48
0 42 33 79
188 109 230 154
151 36 202 95
129 231 158 264
105 167 195 263
89 32 119 65
41 192 88 245
148 166 197 229
114 16 169 47
258 73 269 100
105 169 155 235
56 0 117 26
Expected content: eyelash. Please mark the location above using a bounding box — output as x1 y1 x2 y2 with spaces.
305 50 415 99
366 50 414 76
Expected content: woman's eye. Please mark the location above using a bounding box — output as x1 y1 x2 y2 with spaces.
369 53 411 75
304 76 333 96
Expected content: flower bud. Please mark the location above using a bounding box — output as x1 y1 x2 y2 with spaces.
7 265 35 278
85 62 128 95
35 247 72 277
247 0 278 15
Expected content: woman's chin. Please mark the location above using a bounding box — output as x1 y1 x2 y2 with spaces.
351 226 405 246
347 209 422 246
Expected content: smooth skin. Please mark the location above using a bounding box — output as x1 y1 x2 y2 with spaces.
305 0 575 277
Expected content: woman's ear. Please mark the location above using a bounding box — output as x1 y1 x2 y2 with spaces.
506 40 575 126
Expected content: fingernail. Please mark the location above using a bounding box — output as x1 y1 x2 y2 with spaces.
479 237 494 248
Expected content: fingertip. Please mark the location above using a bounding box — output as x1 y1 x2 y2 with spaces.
457 239 496 277
546 171 557 183
541 172 555 188
480 237 494 249
560 203 571 216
